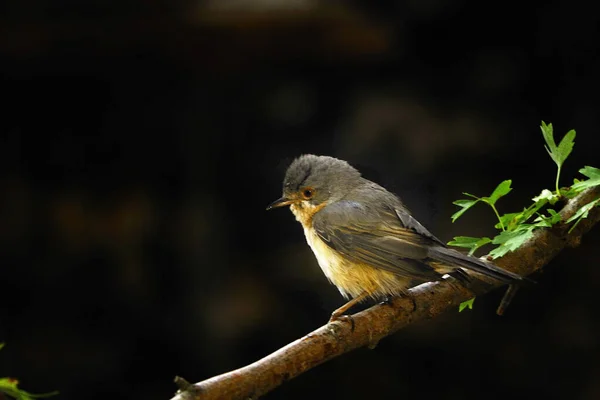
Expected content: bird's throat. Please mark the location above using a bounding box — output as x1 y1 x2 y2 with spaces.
290 201 327 227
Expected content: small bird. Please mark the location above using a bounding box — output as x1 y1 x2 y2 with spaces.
267 155 524 321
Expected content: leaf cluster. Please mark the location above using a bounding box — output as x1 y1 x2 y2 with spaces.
449 122 600 260
452 122 599 312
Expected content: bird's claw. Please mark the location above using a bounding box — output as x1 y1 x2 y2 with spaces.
329 313 355 332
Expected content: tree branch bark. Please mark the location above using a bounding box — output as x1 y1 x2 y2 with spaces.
170 186 600 400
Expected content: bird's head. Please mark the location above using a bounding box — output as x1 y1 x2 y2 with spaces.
267 155 362 221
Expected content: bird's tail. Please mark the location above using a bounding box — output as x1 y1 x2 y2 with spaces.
428 246 524 283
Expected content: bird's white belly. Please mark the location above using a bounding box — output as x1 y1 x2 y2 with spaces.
303 226 345 285
290 204 346 286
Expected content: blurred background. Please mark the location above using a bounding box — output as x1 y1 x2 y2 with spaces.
1 1 600 399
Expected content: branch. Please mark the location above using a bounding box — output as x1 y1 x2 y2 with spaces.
171 186 600 400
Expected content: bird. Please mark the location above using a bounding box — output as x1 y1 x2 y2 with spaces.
267 154 524 321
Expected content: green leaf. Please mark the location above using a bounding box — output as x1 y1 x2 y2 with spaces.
447 236 492 255
0 378 58 400
566 198 600 223
0 378 21 399
533 209 562 228
451 198 480 223
459 298 475 312
566 197 600 233
495 212 521 231
477 180 513 231
483 180 513 205
541 122 575 167
556 129 576 166
22 390 60 399
541 121 557 162
491 226 534 246
579 166 600 180
517 199 551 227
541 121 576 195
562 186 580 199
571 166 600 191
493 189 557 232
451 182 513 226
499 202 549 232
546 209 561 224
447 236 480 247
489 227 535 259
0 343 4 351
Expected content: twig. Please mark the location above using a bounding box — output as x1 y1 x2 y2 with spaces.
170 186 600 400
496 284 520 316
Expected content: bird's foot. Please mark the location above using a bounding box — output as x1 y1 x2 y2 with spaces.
379 294 395 306
379 293 416 311
329 311 355 331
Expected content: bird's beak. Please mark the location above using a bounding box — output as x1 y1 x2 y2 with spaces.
266 196 296 211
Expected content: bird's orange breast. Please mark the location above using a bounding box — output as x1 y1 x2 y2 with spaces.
291 203 411 300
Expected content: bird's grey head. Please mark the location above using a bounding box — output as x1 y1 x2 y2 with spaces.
267 155 362 211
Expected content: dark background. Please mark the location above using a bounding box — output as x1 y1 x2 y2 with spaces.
1 1 599 399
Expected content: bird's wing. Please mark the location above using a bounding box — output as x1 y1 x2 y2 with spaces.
314 200 524 284
393 207 446 246
312 200 443 281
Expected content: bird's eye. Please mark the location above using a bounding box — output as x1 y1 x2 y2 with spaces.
302 187 315 199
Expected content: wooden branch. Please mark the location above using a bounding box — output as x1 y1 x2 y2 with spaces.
170 186 600 400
